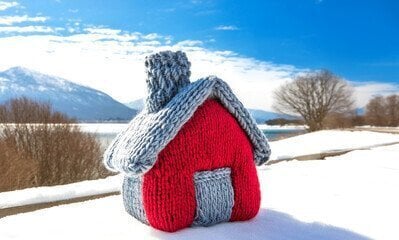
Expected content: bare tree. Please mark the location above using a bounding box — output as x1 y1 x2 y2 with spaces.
323 111 355 129
365 96 385 126
385 95 399 126
365 95 399 127
273 70 355 131
0 97 110 191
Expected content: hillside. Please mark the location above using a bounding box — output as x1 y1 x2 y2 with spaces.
0 67 136 121
125 98 144 111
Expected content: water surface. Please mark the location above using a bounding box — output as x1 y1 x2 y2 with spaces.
94 128 306 149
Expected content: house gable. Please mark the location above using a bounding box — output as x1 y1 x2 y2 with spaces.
104 77 271 176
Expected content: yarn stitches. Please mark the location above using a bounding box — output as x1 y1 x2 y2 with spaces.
104 77 271 176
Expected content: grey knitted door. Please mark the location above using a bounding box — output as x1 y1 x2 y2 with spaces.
192 167 234 226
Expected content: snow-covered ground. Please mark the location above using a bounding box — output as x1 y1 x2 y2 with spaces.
0 176 121 209
1 130 399 239
355 125 399 130
269 130 399 160
256 124 306 131
76 123 129 134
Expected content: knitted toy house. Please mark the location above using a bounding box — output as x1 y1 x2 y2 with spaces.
104 51 271 232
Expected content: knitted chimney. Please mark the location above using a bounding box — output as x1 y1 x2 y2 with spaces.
144 51 191 113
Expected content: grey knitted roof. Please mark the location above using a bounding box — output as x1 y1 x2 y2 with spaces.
103 51 271 176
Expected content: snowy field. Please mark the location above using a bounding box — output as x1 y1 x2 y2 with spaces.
269 130 399 160
76 123 129 134
0 176 121 209
1 130 399 239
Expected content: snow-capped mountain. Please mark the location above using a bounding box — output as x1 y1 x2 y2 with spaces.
0 67 137 121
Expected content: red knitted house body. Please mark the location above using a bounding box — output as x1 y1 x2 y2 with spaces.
142 99 261 232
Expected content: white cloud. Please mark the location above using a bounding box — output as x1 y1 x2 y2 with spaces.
84 27 121 35
67 27 76 33
215 25 239 31
1 25 395 111
0 1 19 11
142 33 161 40
175 40 203 47
77 28 167 43
0 26 55 33
0 28 305 111
0 15 48 25
352 82 399 107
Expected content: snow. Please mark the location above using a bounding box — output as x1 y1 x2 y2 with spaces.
269 130 399 160
355 126 399 133
261 144 399 240
0 67 135 120
355 125 399 130
0 196 372 240
1 130 399 239
0 175 121 209
76 123 129 134
257 124 306 131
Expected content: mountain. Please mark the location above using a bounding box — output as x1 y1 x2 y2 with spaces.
0 67 137 121
125 98 144 111
247 109 296 124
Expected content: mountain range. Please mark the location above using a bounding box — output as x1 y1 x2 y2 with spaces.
0 67 137 121
0 67 295 123
125 99 292 124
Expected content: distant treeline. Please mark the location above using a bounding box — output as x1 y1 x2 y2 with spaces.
267 94 399 128
265 118 304 125
364 95 399 127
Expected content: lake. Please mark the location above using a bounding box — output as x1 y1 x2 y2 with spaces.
260 128 306 141
78 123 306 149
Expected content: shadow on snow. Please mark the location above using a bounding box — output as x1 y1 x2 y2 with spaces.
151 209 370 240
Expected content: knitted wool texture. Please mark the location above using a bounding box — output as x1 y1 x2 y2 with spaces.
104 76 271 175
103 50 271 232
192 167 234 226
142 99 261 231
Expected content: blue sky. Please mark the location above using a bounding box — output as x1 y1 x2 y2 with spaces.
16 0 399 83
0 0 398 110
